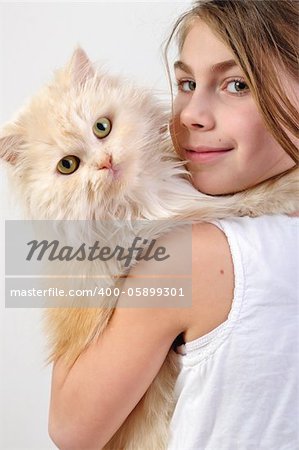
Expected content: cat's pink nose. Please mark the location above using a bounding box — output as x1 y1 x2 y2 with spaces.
97 155 112 170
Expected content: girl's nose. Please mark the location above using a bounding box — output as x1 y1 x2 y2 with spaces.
180 92 215 131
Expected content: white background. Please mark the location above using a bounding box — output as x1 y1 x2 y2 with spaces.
0 2 192 449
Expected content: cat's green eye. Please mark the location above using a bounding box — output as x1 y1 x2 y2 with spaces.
93 117 112 139
57 155 80 175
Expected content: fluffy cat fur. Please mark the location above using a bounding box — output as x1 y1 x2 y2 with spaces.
0 48 298 450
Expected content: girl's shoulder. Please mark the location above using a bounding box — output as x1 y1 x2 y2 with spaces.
117 221 234 340
183 222 234 343
183 214 299 344
135 221 234 342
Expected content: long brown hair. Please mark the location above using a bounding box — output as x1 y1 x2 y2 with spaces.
163 0 298 164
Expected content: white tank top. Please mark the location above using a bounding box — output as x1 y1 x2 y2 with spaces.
168 214 299 450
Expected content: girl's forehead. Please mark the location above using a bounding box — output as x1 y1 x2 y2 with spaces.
179 21 238 74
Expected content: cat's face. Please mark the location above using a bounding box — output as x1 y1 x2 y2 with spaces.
0 48 169 220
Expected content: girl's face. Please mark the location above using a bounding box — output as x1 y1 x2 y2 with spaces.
171 20 296 195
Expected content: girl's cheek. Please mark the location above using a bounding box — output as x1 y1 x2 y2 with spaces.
169 116 179 141
173 94 187 115
169 116 183 155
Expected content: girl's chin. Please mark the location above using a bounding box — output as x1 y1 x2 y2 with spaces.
190 177 238 196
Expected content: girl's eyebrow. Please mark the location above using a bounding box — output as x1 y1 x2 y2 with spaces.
174 59 238 74
173 60 193 73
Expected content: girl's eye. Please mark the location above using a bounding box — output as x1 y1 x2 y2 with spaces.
176 80 196 92
93 117 112 139
57 155 80 175
226 79 249 95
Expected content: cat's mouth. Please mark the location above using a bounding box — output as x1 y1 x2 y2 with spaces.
97 154 113 170
107 166 121 180
96 154 121 180
95 157 119 173
96 165 122 185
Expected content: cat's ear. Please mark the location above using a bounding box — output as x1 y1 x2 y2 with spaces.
68 47 95 87
0 130 24 165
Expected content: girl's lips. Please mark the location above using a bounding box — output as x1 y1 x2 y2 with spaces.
184 148 233 163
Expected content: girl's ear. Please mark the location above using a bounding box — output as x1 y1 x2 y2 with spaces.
0 131 24 165
67 47 95 87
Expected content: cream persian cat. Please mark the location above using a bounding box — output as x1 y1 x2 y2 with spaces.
0 48 298 450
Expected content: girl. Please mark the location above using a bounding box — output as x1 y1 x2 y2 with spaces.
49 1 298 449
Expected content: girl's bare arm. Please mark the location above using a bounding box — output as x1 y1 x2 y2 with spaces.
49 305 184 450
48 223 233 450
